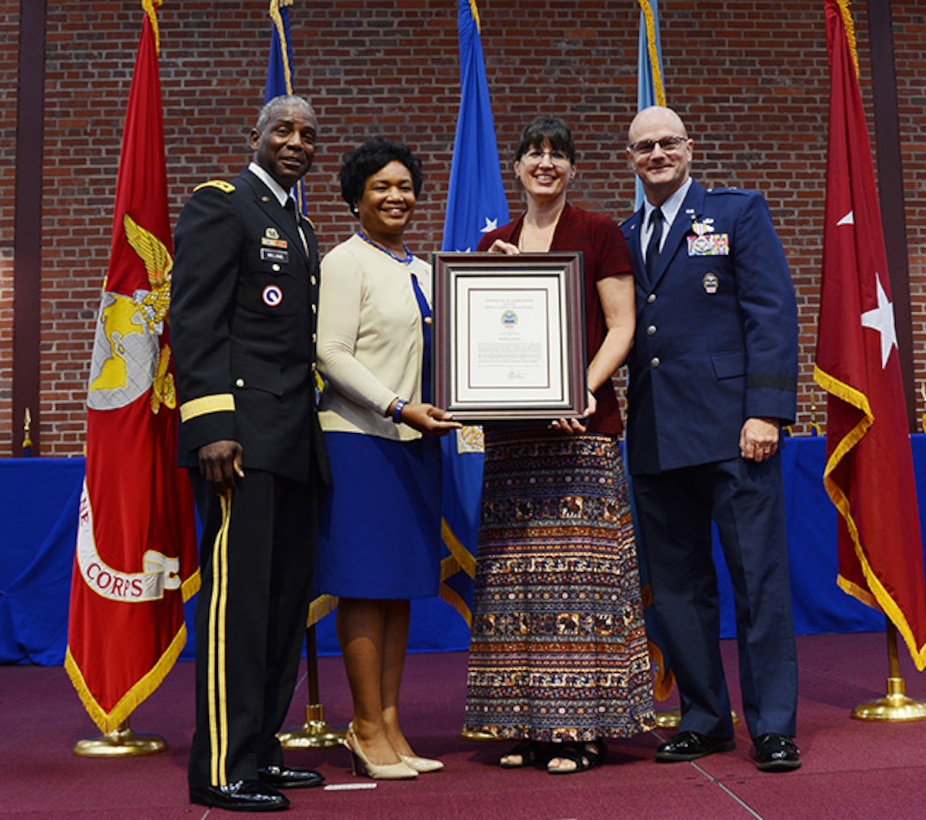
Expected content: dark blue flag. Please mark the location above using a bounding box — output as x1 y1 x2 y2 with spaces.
438 1 508 625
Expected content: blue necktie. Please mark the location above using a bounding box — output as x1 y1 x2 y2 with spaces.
645 207 664 280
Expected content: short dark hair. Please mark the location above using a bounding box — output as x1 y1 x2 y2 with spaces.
339 137 423 214
514 117 576 164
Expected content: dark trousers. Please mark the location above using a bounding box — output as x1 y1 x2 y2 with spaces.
187 468 316 788
632 454 798 740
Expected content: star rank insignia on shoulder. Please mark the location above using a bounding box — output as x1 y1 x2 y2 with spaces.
193 179 236 194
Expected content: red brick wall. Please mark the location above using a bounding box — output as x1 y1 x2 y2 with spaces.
2 1 923 455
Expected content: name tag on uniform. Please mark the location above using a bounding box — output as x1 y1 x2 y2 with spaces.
261 247 289 264
687 233 730 256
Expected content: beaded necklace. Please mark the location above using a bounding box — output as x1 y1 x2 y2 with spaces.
356 230 414 264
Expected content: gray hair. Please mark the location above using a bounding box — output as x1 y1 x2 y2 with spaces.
255 94 316 132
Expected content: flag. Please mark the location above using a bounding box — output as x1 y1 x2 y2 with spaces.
815 0 926 669
262 1 337 628
438 0 508 624
442 0 509 254
634 0 665 210
265 0 308 217
64 0 200 732
632 0 674 699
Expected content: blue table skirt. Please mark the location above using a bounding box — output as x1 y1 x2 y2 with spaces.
2 436 920 666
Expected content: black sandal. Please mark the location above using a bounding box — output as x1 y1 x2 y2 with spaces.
499 740 549 769
547 738 607 774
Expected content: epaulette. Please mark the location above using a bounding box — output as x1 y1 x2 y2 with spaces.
193 179 236 194
302 215 317 231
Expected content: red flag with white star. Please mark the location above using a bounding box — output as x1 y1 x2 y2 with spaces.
64 0 200 732
815 0 926 668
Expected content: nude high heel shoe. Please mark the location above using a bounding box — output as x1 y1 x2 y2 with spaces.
399 754 444 773
343 722 418 780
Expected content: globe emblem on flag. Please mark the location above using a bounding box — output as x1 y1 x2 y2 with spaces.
87 214 175 413
87 289 161 411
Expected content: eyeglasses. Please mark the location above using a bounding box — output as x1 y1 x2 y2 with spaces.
521 149 571 165
628 135 690 156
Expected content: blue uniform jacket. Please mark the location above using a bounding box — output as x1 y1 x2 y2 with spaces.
621 180 798 475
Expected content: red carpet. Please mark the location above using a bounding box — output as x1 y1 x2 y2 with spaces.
4 632 926 818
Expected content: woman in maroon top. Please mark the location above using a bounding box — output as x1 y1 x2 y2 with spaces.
463 117 654 774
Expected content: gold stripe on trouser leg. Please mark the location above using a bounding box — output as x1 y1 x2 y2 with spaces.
208 491 233 786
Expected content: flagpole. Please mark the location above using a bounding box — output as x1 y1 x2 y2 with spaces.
865 0 916 430
277 627 345 749
260 0 345 750
854 3 926 720
852 620 926 722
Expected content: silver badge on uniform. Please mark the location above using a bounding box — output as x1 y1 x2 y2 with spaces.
702 273 719 294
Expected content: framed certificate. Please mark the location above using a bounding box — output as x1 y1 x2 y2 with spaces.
431 251 587 421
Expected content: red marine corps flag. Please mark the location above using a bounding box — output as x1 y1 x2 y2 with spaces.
65 0 200 732
815 0 926 669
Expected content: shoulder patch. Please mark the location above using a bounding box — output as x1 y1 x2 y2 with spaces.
193 179 236 194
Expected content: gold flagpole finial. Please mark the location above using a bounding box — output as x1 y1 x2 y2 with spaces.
22 407 33 452
810 402 822 437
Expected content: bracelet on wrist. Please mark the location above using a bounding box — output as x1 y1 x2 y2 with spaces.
391 399 407 424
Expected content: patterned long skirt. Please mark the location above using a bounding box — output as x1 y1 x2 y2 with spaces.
464 428 654 742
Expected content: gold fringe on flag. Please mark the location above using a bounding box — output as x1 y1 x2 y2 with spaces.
836 0 860 78
307 593 338 628
637 0 665 106
816 365 926 669
438 518 478 625
141 0 162 54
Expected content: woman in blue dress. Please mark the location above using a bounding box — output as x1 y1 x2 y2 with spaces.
316 137 460 780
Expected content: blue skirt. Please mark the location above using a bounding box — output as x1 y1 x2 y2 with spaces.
317 432 442 599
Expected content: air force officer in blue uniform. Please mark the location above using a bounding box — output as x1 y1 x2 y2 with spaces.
621 106 801 772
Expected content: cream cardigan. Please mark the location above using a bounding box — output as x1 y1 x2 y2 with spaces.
317 233 430 441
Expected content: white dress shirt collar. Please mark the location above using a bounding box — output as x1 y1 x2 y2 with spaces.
248 161 292 208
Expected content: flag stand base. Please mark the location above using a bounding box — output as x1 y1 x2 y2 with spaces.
72 720 166 757
654 708 739 730
278 704 345 749
277 627 345 749
852 677 926 722
852 622 926 722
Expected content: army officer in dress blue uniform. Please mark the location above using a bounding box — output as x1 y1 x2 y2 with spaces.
171 95 329 812
621 106 801 772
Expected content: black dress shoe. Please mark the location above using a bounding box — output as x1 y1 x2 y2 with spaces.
189 780 290 812
753 733 801 772
258 765 325 789
655 730 736 762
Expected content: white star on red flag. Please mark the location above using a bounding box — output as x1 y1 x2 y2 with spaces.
860 272 897 369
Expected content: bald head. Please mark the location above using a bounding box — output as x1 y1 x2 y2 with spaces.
628 106 687 146
626 106 693 206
